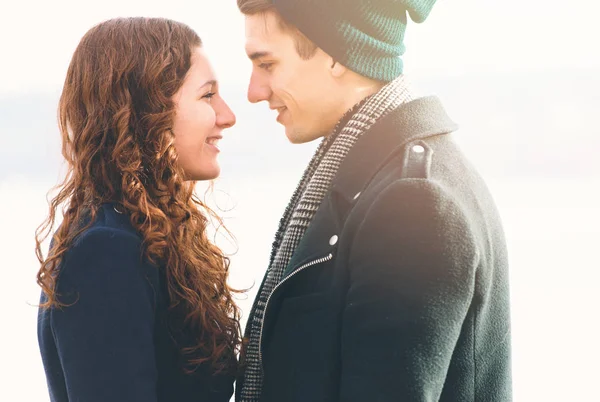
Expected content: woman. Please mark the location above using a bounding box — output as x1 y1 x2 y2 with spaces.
35 17 241 402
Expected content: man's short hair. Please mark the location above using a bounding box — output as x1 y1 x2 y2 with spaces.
237 0 318 59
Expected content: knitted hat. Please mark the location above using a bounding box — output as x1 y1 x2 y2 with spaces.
272 0 438 82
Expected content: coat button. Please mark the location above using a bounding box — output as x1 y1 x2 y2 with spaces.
353 192 361 200
329 235 339 246
412 145 425 153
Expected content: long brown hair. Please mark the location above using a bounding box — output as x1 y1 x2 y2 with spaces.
35 17 241 374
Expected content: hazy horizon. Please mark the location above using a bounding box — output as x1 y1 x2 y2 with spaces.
3 68 599 184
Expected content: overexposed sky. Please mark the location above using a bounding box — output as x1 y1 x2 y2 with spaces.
1 0 598 95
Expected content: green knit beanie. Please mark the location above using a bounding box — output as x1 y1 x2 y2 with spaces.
272 0 438 82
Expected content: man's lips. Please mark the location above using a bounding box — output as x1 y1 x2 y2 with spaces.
270 106 287 122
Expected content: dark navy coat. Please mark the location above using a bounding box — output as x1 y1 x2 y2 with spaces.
38 204 234 402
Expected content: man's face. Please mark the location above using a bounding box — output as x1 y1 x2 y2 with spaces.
244 11 342 143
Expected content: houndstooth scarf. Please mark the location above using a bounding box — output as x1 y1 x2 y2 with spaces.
238 75 413 402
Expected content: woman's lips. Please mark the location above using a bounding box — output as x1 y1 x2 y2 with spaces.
205 136 222 152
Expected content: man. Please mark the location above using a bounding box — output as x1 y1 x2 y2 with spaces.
236 1 512 401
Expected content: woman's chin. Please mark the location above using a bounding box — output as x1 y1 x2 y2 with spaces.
187 166 220 182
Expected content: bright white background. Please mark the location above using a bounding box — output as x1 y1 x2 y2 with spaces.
1 1 599 401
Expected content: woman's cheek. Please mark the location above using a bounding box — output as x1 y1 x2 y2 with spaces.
202 105 217 129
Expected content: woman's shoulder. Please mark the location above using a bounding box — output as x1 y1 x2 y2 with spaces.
56 204 158 296
64 204 142 262
73 203 140 244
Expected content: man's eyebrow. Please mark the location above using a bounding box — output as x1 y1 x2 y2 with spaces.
248 51 271 61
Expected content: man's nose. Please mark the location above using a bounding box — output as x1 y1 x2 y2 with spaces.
247 72 271 104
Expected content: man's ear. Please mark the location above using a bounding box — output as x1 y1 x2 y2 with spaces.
330 59 347 78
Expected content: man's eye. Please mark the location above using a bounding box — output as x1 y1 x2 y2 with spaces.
259 63 273 71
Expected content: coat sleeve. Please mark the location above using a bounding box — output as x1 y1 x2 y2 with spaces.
51 227 158 402
339 179 479 402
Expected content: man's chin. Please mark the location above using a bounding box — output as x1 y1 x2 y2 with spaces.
284 125 324 144
285 132 304 144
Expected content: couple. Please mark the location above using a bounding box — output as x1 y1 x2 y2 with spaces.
36 1 512 402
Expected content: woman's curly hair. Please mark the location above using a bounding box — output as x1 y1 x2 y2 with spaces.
35 17 242 374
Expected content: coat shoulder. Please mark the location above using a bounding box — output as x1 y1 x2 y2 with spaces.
360 178 480 254
54 205 157 301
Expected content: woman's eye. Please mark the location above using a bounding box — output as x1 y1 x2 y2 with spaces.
202 92 216 101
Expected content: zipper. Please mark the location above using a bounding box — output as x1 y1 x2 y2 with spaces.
258 253 334 369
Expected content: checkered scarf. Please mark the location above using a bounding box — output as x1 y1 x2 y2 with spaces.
238 75 413 402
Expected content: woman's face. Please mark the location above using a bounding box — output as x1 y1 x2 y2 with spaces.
171 47 236 181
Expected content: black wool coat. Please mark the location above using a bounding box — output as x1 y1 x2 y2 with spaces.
239 96 512 402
